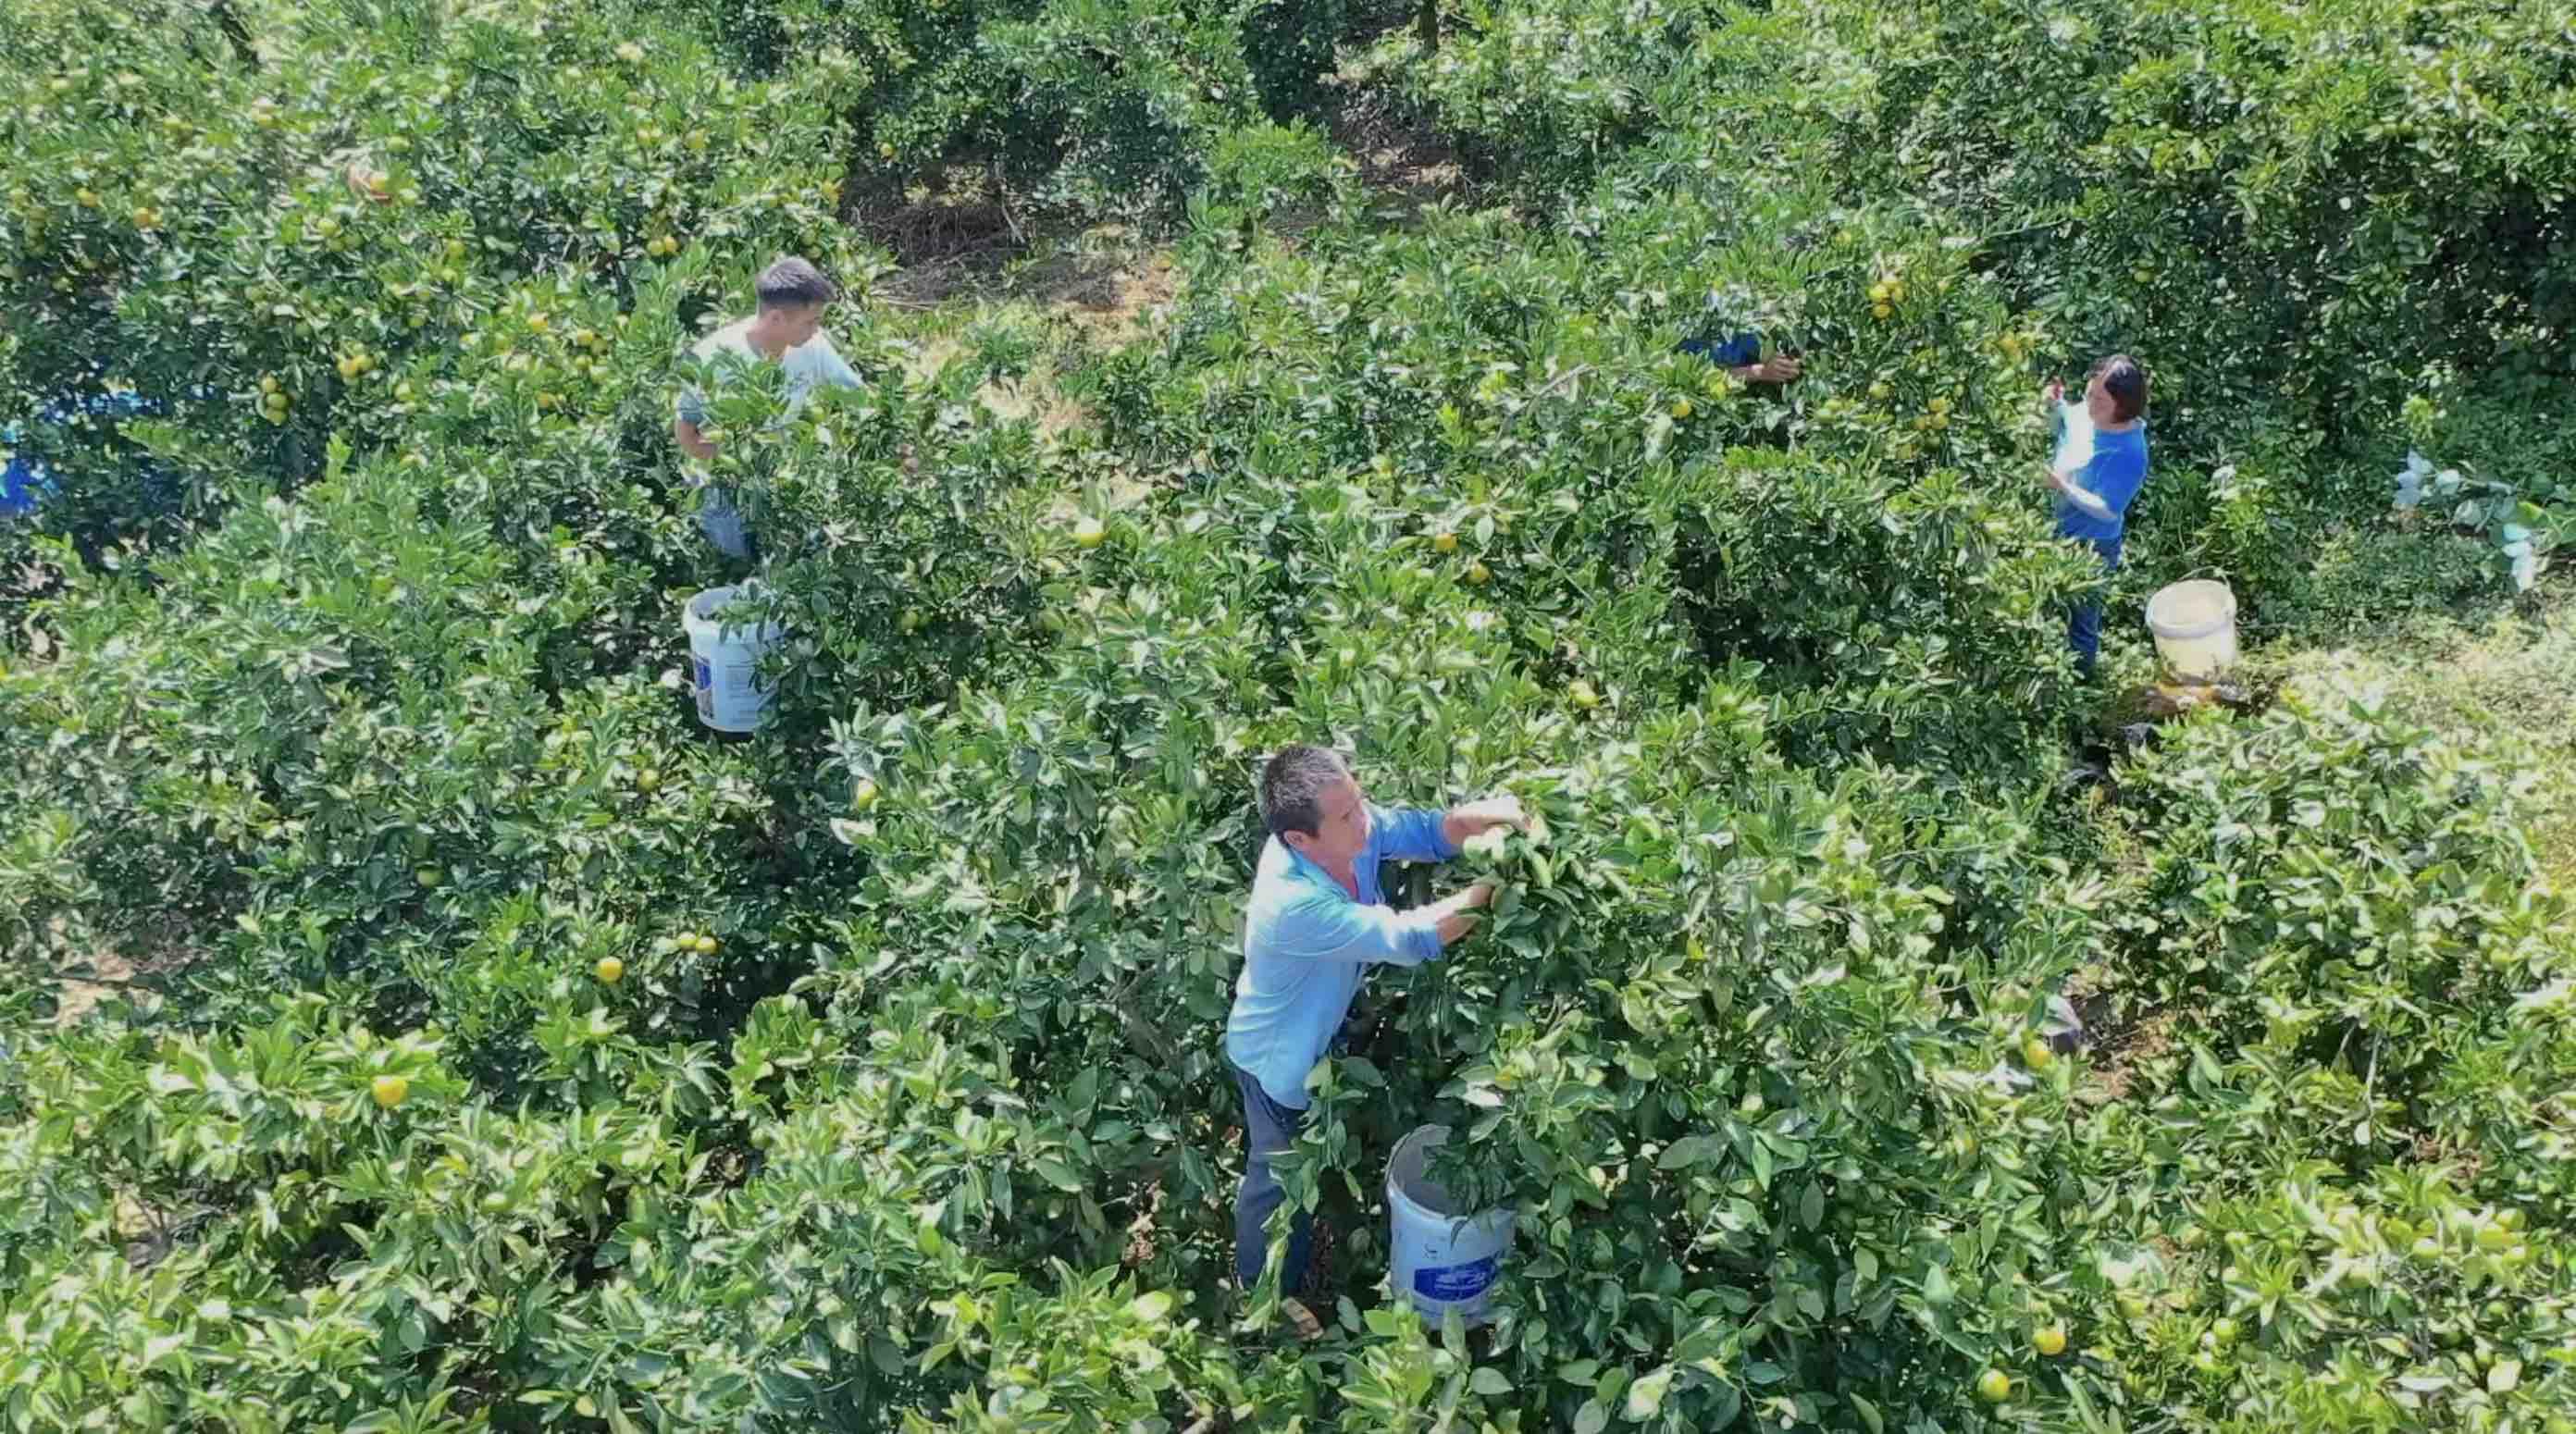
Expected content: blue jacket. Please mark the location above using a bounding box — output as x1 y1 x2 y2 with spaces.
1680 331 1764 369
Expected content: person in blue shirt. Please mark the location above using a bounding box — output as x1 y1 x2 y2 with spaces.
1225 744 1527 1337
2042 354 2150 679
1679 330 1804 386
1678 284 1807 387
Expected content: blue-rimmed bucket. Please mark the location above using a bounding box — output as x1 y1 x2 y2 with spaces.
1387 1124 1516 1326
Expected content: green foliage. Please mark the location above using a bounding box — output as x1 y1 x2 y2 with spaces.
4 0 2575 1428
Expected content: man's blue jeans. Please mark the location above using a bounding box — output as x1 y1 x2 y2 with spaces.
1232 1063 1314 1296
2068 536 2122 678
700 483 757 562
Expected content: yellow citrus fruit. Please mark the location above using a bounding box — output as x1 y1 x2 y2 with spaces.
371 1075 410 1108
693 934 717 956
1977 1369 2011 1403
1432 530 1458 553
1871 303 1894 320
1671 398 1693 419
2024 1035 2055 1069
1072 515 1106 548
595 957 624 983
1464 560 1492 586
2036 1326 2067 1356
851 779 879 811
1570 679 1602 710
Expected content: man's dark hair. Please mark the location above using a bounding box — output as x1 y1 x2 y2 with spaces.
2089 353 2149 423
1260 745 1349 840
754 255 838 311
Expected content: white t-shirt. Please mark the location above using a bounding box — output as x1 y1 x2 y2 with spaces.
673 318 863 431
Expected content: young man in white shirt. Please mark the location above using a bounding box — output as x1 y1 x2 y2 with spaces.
671 255 865 562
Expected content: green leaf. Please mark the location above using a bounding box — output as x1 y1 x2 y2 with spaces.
1471 1367 1512 1396
1575 1399 1610 1434
1625 1366 1673 1421
1851 1393 1884 1434
1658 1135 1724 1170
1922 1264 1954 1307
870 1335 907 1378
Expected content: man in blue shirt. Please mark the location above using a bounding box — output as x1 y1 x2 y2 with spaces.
1225 745 1527 1334
2042 354 2151 679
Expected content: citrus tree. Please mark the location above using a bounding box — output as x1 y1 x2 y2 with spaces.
4 0 2574 1428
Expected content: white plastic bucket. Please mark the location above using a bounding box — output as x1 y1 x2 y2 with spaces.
1386 1124 1516 1326
2146 579 2239 681
683 584 783 733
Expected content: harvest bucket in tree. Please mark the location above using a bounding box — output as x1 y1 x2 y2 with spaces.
684 584 784 733
1386 1124 1516 1327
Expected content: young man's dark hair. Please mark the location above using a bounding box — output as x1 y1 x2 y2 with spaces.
1259 745 1349 841
2088 353 2149 424
754 255 839 311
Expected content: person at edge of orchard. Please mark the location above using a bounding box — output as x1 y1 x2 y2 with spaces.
1224 745 1530 1341
670 255 863 563
2042 354 2150 680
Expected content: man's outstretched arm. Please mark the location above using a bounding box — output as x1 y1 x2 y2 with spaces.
673 414 718 463
1371 797 1526 864
1442 795 1527 853
1266 884 1495 967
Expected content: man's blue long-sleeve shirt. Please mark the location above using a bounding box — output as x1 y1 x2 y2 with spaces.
2050 402 2150 543
1224 804 1458 1110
